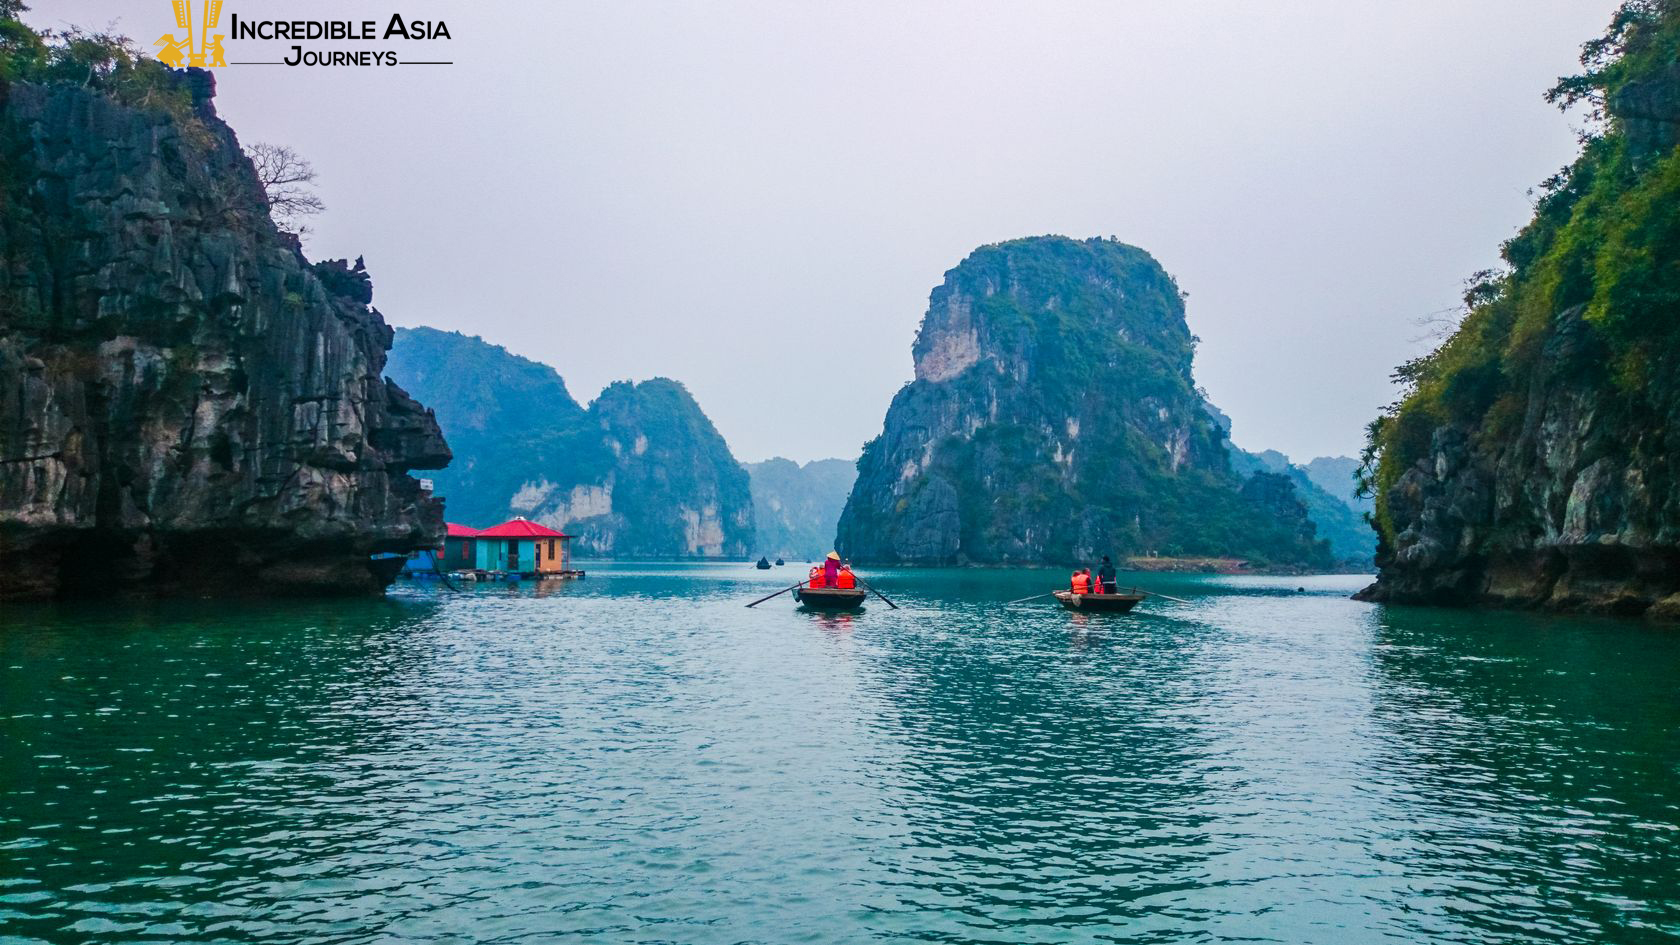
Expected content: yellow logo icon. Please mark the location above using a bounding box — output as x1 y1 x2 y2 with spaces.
154 0 226 68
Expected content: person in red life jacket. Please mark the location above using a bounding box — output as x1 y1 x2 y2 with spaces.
823 551 841 587
808 565 827 589
1071 569 1091 594
836 563 856 589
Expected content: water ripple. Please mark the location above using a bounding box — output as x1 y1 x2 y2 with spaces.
3 566 1678 943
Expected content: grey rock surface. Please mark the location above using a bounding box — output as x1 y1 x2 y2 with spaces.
0 73 448 599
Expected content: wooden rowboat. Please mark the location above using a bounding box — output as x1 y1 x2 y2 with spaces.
1054 589 1144 613
795 586 867 611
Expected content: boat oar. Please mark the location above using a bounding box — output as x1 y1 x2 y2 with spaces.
746 581 805 608
855 578 899 610
1137 587 1193 605
1004 591 1056 605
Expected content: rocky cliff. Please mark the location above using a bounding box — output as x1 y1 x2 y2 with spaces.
1360 3 1680 617
385 327 754 558
836 236 1332 569
0 70 448 599
746 457 856 559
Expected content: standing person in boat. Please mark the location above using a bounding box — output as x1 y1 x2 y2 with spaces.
823 551 841 587
1097 556 1116 595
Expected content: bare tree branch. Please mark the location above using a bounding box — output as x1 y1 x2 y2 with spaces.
243 141 324 234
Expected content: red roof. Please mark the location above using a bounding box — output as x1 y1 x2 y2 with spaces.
476 517 570 539
446 523 479 538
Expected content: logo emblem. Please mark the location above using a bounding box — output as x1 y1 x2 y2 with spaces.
154 0 226 68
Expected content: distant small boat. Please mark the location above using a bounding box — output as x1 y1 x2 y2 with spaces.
756 557 772 570
794 586 866 611
1054 590 1144 613
775 558 785 566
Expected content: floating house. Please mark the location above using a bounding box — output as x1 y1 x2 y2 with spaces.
443 523 480 569
407 518 580 581
474 517 573 575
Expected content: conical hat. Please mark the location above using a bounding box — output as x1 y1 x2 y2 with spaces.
826 551 840 560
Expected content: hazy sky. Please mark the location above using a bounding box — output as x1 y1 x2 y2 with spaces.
41 1 1619 464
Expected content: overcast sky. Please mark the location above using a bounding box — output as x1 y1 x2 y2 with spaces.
41 1 1619 464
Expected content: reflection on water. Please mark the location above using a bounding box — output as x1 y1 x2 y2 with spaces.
2 565 1677 943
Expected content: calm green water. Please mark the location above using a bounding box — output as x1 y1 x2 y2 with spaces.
3 564 1678 944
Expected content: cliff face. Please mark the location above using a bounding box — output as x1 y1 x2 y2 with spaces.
836 236 1331 568
746 457 856 559
0 74 448 599
1362 306 1680 614
385 327 754 558
568 379 754 557
1360 5 1680 617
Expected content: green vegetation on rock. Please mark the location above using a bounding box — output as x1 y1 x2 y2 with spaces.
0 4 207 139
1362 1 1680 614
0 10 448 599
838 236 1333 570
1228 446 1374 568
386 327 754 558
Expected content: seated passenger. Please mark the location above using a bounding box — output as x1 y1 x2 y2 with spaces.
1071 569 1091 594
808 565 827 589
836 565 856 589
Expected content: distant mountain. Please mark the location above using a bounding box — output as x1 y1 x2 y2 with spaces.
1203 404 1373 568
387 323 585 439
386 327 753 558
1301 456 1370 515
1229 447 1373 567
747 458 856 559
836 236 1333 570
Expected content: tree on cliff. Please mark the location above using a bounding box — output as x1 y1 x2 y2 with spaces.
244 142 326 235
0 1 45 79
0 6 194 115
0 25 450 599
1364 0 1680 522
1359 0 1680 612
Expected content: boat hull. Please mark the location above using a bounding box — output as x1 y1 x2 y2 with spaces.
795 587 867 611
1054 590 1144 613
367 554 408 589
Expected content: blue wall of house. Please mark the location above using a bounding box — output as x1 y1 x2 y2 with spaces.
476 538 538 572
401 549 440 574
